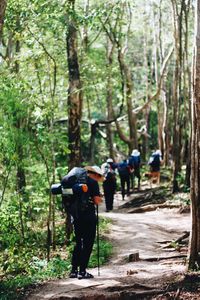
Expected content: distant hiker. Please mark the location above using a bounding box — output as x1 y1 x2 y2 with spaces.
101 158 117 212
128 149 141 191
117 159 130 200
148 150 163 187
64 165 104 279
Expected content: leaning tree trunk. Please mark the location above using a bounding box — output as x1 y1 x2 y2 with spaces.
66 0 83 170
187 0 200 270
158 0 170 165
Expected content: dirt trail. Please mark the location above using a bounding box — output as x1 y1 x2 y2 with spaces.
27 189 191 300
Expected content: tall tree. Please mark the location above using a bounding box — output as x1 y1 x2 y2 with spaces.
188 0 200 270
66 0 83 169
101 2 138 154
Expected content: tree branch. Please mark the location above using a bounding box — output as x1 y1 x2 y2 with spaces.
136 46 174 114
27 26 57 98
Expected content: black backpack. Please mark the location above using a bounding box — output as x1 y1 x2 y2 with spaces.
61 167 90 214
128 155 140 168
118 162 129 177
149 154 160 169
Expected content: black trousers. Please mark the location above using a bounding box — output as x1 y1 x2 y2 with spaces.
71 211 97 272
104 190 115 211
119 174 130 199
130 167 141 189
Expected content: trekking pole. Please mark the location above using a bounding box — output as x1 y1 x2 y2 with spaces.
96 204 100 276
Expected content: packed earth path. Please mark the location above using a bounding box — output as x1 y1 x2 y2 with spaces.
27 186 192 300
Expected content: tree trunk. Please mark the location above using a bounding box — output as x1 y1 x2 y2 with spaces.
14 19 28 239
82 0 89 51
66 0 83 169
106 39 115 159
183 0 192 187
143 32 150 161
0 0 7 43
117 49 138 153
162 81 170 166
188 0 200 270
171 0 182 192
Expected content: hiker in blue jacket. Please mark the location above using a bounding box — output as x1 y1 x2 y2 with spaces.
148 150 162 172
148 150 163 186
117 159 130 200
128 149 141 191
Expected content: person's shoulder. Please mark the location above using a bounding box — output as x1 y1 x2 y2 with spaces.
87 176 98 185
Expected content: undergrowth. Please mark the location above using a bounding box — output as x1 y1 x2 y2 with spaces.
0 216 112 300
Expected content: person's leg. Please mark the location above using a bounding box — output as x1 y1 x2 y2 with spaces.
104 190 110 211
130 172 134 190
157 172 160 185
79 214 97 274
106 192 113 210
135 168 141 190
110 192 114 210
126 175 130 195
120 176 125 200
69 219 83 277
150 175 152 188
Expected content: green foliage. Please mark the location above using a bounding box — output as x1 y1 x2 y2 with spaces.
0 216 112 300
0 257 70 300
0 0 194 297
169 240 180 250
89 216 113 267
89 238 113 267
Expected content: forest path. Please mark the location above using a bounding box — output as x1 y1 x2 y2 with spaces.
27 188 191 300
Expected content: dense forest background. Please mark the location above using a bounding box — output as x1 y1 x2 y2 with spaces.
0 0 196 297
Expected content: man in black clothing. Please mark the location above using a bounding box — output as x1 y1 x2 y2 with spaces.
128 149 141 191
117 159 130 200
69 166 104 279
102 158 117 212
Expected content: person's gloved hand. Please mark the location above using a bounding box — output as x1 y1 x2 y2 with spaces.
93 196 102 205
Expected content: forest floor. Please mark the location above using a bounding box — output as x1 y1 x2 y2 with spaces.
26 182 200 300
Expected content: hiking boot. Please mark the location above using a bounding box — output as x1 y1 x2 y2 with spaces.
78 271 94 280
69 270 78 278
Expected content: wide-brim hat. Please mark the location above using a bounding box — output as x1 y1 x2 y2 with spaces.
155 149 162 156
131 149 140 156
85 165 105 182
107 158 113 163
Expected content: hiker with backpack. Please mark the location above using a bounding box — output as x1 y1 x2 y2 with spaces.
60 165 104 279
101 158 117 212
148 150 163 186
128 149 141 191
117 159 131 200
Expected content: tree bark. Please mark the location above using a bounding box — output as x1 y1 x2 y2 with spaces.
117 48 138 153
171 0 182 192
66 0 83 169
183 0 192 187
82 0 89 51
0 0 7 43
106 39 115 159
188 0 200 270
